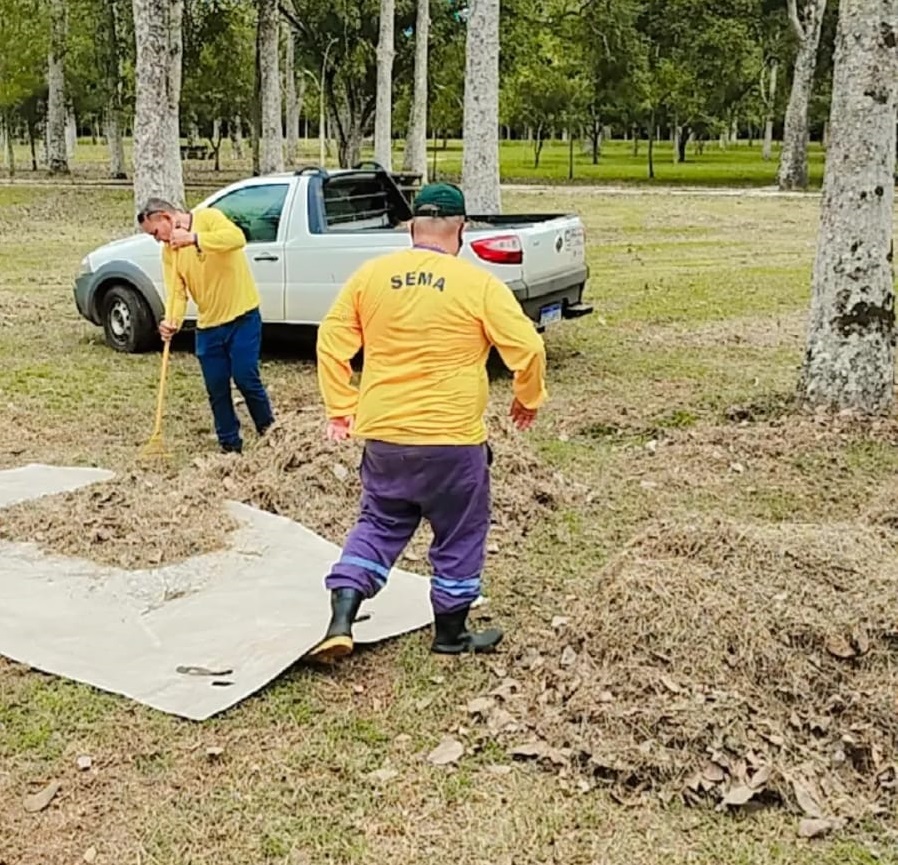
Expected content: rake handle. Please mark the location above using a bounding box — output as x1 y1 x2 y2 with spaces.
151 340 172 437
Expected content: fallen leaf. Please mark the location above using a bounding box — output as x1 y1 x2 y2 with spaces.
427 737 464 766
701 762 726 783
467 697 495 716
76 755 93 771
510 740 549 760
331 464 349 482
490 678 520 700
749 766 772 789
798 818 832 839
825 635 856 660
83 847 98 864
486 708 516 733
23 780 61 813
486 764 512 776
366 768 399 784
560 646 578 667
720 784 756 807
551 616 570 629
792 779 824 819
205 746 224 758
415 696 434 711
598 690 614 703
659 674 682 694
853 628 871 656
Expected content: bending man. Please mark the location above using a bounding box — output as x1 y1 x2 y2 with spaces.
310 183 548 661
138 198 274 454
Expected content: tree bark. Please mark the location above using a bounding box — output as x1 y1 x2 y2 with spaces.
3 112 15 176
402 0 429 178
104 0 127 179
778 0 827 190
258 0 283 174
230 115 244 159
461 0 501 213
762 59 778 161
65 106 77 158
799 0 898 413
47 0 69 175
284 25 299 166
132 0 185 211
374 0 395 170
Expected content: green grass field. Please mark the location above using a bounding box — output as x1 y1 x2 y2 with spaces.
0 164 896 864
1 135 828 188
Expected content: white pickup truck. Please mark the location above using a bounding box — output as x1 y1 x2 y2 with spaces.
74 165 592 352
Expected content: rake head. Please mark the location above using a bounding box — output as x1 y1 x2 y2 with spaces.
139 432 172 462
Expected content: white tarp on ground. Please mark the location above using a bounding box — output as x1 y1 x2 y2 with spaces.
0 464 433 721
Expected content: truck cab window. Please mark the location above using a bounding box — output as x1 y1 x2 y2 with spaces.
322 176 409 231
212 184 289 243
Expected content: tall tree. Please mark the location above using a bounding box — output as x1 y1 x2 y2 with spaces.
799 0 898 412
374 0 396 169
401 0 429 177
462 0 501 213
132 0 185 210
47 0 69 175
284 23 299 166
777 0 827 190
103 0 127 179
257 0 283 174
0 0 46 176
760 58 778 160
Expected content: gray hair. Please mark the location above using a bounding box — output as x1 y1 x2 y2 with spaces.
136 197 179 224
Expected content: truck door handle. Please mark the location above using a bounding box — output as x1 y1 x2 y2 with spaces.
253 252 279 262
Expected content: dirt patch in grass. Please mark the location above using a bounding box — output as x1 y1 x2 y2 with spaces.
465 512 898 823
0 404 581 570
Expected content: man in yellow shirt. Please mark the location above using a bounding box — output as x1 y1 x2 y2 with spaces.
137 198 274 454
310 183 547 661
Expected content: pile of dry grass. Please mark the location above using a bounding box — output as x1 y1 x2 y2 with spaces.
466 516 898 822
0 405 576 570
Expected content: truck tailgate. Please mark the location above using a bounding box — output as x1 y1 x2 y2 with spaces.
518 217 586 285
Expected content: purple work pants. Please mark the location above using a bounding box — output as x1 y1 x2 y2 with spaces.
326 440 492 614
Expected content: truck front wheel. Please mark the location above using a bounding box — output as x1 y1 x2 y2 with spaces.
100 284 157 353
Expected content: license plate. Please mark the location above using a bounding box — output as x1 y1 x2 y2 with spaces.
539 302 563 327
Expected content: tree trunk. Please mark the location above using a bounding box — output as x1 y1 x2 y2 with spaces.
374 0 395 170
762 59 778 161
47 0 69 175
284 26 299 167
3 113 15 176
778 0 826 190
461 0 501 213
799 1 898 413
132 0 185 211
567 128 574 180
648 110 655 179
258 0 283 174
230 115 244 159
402 0 429 178
28 122 38 171
104 0 127 179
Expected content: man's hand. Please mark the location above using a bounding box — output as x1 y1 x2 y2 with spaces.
159 319 180 342
510 398 538 431
326 416 353 442
169 228 197 250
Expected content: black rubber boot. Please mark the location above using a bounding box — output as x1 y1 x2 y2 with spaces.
307 588 364 662
431 606 503 655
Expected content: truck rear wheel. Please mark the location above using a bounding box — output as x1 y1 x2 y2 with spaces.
100 284 157 353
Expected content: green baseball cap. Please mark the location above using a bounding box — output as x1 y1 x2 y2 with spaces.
412 182 467 217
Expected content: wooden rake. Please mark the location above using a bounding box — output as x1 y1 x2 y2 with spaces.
140 340 173 461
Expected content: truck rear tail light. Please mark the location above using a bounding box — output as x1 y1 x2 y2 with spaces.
470 234 523 265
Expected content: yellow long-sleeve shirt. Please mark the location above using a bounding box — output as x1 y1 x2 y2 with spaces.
316 247 548 446
162 207 261 329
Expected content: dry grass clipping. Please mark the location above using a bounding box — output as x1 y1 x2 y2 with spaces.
0 405 576 570
466 516 898 822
